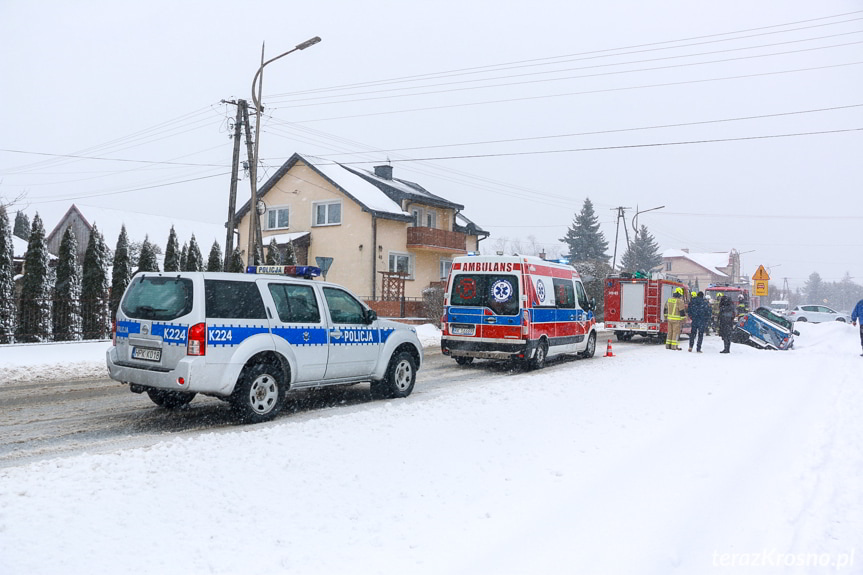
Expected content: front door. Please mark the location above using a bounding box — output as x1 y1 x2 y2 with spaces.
322 287 380 379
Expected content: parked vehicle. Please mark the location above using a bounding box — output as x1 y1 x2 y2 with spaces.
733 307 799 350
440 255 598 369
785 304 851 323
106 265 423 423
603 272 690 343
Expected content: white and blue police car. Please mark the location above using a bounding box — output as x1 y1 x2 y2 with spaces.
106 265 423 423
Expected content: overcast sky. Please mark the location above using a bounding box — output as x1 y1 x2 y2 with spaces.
1 0 860 291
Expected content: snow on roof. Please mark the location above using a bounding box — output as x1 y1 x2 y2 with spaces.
662 249 730 277
346 165 461 209
264 231 310 244
63 204 226 250
301 156 409 216
11 235 28 259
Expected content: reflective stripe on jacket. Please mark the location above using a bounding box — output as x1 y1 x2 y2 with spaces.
665 296 685 320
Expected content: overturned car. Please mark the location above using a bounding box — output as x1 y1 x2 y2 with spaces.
733 307 800 350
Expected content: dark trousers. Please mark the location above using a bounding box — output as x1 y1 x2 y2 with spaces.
859 323 863 349
689 324 706 350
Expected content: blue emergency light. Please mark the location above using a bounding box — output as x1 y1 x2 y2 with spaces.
246 265 322 278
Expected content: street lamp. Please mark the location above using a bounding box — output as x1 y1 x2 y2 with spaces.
631 205 664 234
247 36 321 265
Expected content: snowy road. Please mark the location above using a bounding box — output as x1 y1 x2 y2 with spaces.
1 324 861 574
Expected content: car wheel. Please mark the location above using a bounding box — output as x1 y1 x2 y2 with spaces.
580 332 597 359
797 317 808 322
146 389 196 409
231 362 286 424
454 356 474 366
371 351 416 399
836 317 846 323
528 340 548 370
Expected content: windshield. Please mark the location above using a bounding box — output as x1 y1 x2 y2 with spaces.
450 273 520 316
121 276 194 321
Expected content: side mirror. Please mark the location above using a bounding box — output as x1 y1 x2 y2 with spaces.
590 297 597 311
793 330 800 336
364 309 378 324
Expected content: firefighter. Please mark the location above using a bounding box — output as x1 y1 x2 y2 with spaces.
710 292 723 334
737 294 748 315
664 287 686 350
688 291 710 353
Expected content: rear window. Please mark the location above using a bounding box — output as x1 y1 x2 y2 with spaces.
205 280 267 319
450 274 520 316
121 276 194 321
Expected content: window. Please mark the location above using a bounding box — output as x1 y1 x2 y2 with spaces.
552 278 575 309
389 252 414 279
439 259 453 280
268 283 320 323
410 206 437 228
666 262 672 271
265 206 290 230
425 210 437 228
313 201 341 226
121 276 193 321
575 281 590 310
204 280 267 319
323 287 366 324
450 274 520 316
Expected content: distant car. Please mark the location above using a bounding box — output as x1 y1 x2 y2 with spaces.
785 304 851 323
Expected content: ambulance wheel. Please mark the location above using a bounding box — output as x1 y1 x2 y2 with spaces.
528 340 548 370
371 351 416 399
231 361 286 424
455 356 474 366
147 389 196 409
580 332 597 359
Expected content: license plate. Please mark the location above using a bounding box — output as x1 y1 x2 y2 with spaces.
451 325 475 336
132 347 162 362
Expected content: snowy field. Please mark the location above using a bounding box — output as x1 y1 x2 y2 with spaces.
1 322 861 574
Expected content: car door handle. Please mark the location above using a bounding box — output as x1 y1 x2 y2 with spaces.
331 330 342 339
486 318 496 324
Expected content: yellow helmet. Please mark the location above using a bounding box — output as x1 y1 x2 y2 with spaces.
674 287 684 295
717 292 724 298
690 291 697 297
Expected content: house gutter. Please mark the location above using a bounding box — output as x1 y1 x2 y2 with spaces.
371 214 377 300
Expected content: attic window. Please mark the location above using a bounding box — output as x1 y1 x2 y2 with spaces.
313 200 341 226
265 206 290 230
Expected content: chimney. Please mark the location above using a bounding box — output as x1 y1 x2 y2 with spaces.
681 248 690 253
374 165 393 180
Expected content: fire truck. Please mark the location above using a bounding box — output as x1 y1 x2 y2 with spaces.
603 272 690 342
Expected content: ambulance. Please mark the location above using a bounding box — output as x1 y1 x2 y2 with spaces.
440 255 598 368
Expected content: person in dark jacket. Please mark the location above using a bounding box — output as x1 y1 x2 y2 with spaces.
687 291 710 353
851 298 863 356
718 295 736 353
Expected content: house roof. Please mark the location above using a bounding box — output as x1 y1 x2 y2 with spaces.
662 249 730 277
12 235 28 259
46 204 227 252
236 153 411 222
342 164 464 211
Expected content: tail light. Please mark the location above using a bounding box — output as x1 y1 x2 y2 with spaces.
440 315 447 335
522 310 530 336
187 323 207 356
111 320 116 346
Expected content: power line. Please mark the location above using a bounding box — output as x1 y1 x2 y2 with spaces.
0 148 226 168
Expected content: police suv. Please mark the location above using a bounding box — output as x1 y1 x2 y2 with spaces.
106 265 423 423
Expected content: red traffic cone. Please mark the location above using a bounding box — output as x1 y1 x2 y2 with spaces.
605 338 614 357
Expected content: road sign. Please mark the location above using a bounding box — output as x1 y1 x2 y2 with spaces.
315 256 334 280
753 265 770 281
754 280 768 296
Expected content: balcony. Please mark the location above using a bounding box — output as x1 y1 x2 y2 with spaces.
406 226 467 253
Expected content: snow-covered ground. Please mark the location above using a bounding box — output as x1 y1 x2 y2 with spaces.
1 322 861 574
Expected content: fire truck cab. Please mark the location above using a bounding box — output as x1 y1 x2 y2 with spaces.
440 255 598 369
603 272 690 342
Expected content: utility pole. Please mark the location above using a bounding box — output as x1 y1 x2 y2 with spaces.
221 99 245 269
241 101 263 265
611 206 631 270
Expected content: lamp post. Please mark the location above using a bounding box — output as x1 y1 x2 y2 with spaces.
631 205 665 235
247 36 321 265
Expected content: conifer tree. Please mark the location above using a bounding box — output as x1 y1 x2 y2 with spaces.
13 211 30 240
137 236 161 272
184 234 203 272
0 206 17 343
283 239 296 265
560 198 609 263
110 225 132 320
53 226 82 341
228 247 244 273
179 242 188 271
207 240 223 272
619 225 663 274
163 225 180 272
265 238 282 265
81 224 111 340
16 214 52 342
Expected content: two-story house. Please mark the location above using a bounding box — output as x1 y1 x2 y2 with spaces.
234 153 487 300
661 248 744 289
